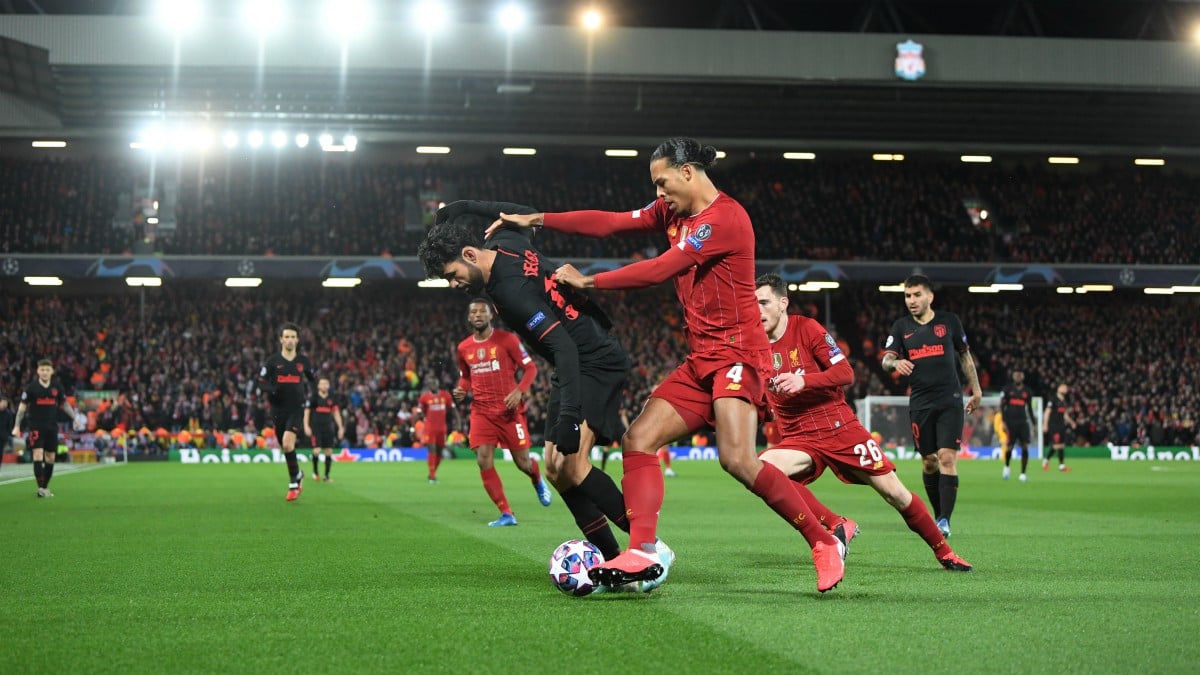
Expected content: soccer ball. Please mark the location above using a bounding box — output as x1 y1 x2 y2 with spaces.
548 539 604 596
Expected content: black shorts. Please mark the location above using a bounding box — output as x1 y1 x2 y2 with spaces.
1046 426 1069 446
28 425 58 453
909 405 964 457
312 426 337 448
1005 420 1032 445
544 363 628 447
272 409 305 437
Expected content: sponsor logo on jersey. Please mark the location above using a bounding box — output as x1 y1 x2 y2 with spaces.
908 344 946 360
685 234 704 251
526 311 547 330
667 225 678 238
277 374 302 383
725 383 742 391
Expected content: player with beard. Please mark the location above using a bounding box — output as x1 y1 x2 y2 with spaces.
489 138 844 593
754 274 972 572
999 370 1035 482
422 200 672 588
304 377 344 483
881 275 982 537
1043 383 1075 472
257 323 316 501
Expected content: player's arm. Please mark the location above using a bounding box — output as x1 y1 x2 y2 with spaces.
959 350 983 413
505 289 585 454
1042 403 1051 428
881 322 913 375
303 398 313 437
488 205 661 239
11 400 26 435
503 334 538 410
556 245 697 291
453 349 471 402
256 360 277 395
1000 390 1011 417
333 406 344 439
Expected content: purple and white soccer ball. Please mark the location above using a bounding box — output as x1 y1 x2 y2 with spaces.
548 539 604 596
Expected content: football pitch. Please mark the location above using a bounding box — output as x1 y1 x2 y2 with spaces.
1 458 1197 674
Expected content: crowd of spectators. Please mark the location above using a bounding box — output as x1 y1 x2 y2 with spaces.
2 155 1198 264
2 284 1194 455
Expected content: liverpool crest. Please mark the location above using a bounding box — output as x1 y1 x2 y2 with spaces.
895 40 926 81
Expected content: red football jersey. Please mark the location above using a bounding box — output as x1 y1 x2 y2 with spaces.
455 329 533 416
767 315 858 440
546 193 769 361
418 389 453 430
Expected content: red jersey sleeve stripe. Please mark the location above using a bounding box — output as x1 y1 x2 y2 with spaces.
537 321 562 340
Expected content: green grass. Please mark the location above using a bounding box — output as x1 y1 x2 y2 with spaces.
1 458 1198 674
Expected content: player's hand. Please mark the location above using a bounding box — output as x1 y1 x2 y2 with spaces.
303 425 313 438
965 393 982 414
554 264 592 289
892 359 915 376
486 212 542 239
771 372 807 395
452 386 467 403
503 388 524 410
554 416 582 455
10 425 17 437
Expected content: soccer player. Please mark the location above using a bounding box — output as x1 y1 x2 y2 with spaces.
417 378 454 483
423 200 673 582
489 138 845 593
881 275 982 538
304 377 344 483
451 297 552 526
257 323 316 501
12 359 77 497
1043 383 1075 472
754 275 972 571
999 370 1035 482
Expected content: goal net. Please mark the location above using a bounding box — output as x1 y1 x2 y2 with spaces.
856 395 1043 461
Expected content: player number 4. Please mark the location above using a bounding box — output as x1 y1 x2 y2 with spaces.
852 439 884 467
727 364 744 383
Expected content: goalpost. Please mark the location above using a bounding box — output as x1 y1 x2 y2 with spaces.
857 395 1043 460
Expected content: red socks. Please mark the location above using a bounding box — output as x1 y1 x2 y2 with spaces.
899 492 951 557
480 468 511 514
427 447 441 478
791 482 842 530
621 451 665 551
750 462 837 547
528 458 543 485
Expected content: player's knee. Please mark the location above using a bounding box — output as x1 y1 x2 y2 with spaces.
718 451 759 484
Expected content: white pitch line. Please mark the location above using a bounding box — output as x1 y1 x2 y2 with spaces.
0 461 123 487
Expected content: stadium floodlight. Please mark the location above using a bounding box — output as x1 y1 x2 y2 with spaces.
343 134 358 152
1171 285 1200 293
497 3 528 32
242 0 287 36
222 131 239 149
581 8 603 31
960 155 992 163
604 149 638 157
1079 284 1114 292
270 131 288 149
715 150 727 159
794 283 824 292
318 133 334 148
247 131 264 148
24 276 63 286
225 277 263 288
416 146 451 154
1056 287 1075 294
323 0 372 40
1144 288 1174 295
295 133 310 148
322 278 362 288
147 217 160 225
413 1 450 34
503 147 537 156
156 0 204 34
31 140 67 148
418 278 451 288
991 283 1023 291
1134 158 1165 166
125 277 163 287
878 284 906 292
967 285 1001 293
872 153 904 161
806 281 840 290
783 152 816 160
1048 156 1079 165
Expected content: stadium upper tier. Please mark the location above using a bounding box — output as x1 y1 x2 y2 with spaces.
1 156 1197 264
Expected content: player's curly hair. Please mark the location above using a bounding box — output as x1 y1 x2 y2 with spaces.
418 218 485 279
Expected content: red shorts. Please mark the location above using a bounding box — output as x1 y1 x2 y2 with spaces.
424 426 447 447
769 422 896 486
652 350 770 431
468 411 530 451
